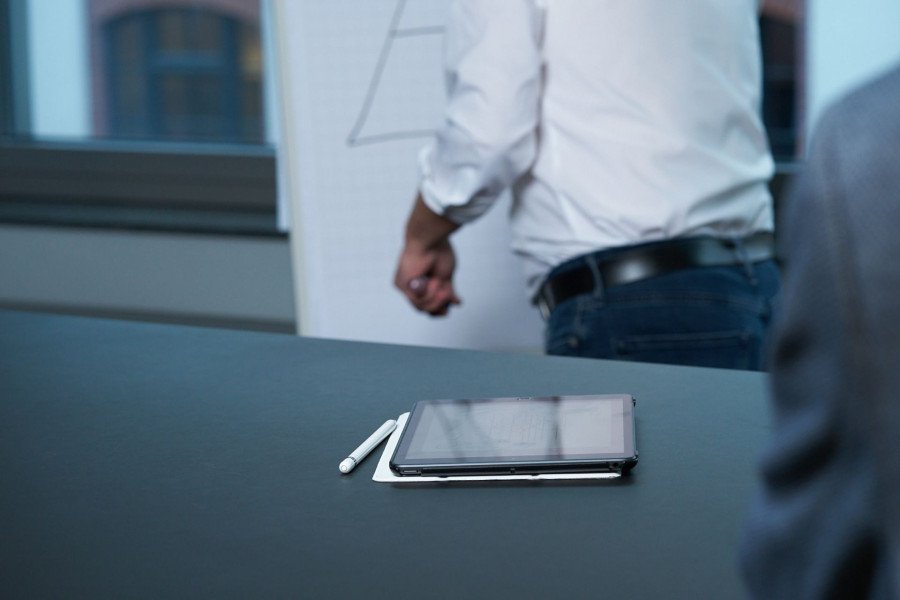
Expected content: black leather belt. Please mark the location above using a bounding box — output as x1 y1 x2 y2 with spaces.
536 232 775 319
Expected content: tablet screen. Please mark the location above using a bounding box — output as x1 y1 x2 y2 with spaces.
391 394 636 474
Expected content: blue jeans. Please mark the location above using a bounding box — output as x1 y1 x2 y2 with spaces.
543 252 781 370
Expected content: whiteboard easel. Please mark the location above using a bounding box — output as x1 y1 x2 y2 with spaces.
273 0 543 351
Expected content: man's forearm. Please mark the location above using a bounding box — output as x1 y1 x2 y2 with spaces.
404 194 460 250
396 194 463 316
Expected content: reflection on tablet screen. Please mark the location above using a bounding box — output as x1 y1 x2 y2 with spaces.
405 397 625 460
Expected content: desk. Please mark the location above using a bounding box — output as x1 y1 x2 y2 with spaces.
0 310 770 599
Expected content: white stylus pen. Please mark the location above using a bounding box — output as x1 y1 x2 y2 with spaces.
339 419 397 474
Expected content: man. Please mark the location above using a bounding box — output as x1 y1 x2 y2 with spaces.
740 66 900 598
395 0 780 369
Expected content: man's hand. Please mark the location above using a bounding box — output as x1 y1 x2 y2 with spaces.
394 195 462 316
395 238 461 316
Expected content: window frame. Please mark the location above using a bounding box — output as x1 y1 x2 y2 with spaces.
0 0 279 237
1 0 31 137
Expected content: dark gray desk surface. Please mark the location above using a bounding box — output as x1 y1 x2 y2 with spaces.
0 310 771 599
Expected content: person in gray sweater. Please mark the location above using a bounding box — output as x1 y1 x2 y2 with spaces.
740 64 900 598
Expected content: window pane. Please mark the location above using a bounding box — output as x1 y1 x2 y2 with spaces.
192 11 223 54
158 74 193 138
157 9 191 54
239 24 264 142
110 15 148 137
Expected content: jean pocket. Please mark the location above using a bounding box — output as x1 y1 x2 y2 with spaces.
544 295 599 357
613 330 758 370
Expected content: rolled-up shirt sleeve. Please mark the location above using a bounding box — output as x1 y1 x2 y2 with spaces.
419 0 545 224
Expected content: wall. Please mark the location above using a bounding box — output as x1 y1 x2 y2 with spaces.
0 225 295 332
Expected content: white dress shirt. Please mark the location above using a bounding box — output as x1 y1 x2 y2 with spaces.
418 0 775 296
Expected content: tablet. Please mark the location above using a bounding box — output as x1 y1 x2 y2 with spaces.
389 394 637 476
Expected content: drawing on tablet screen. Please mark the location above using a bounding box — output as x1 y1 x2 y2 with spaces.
346 0 448 146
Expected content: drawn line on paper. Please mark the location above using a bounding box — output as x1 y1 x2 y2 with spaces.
393 26 445 38
346 0 445 147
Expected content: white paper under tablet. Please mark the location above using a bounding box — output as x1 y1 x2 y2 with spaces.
373 413 620 483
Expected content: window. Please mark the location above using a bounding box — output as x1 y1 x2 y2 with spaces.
104 8 263 143
0 0 278 235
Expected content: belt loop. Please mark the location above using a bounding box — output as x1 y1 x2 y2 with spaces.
585 253 605 300
733 234 758 285
537 278 554 320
